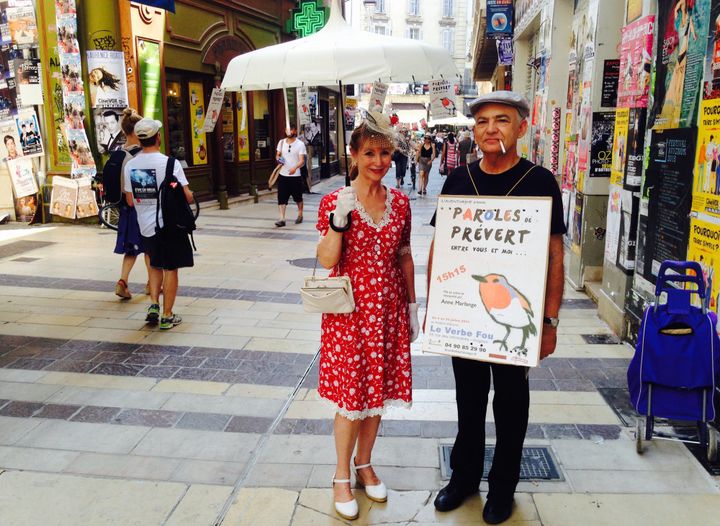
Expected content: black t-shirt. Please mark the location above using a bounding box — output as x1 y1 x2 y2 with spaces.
430 158 567 235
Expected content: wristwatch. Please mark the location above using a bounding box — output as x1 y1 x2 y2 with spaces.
543 316 560 328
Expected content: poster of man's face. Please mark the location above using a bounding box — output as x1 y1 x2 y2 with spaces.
93 108 125 154
15 112 42 156
0 118 22 160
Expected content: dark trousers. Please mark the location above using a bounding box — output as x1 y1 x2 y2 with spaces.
449 357 529 503
395 156 408 182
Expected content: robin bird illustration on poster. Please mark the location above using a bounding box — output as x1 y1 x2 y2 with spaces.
440 97 456 113
473 273 536 355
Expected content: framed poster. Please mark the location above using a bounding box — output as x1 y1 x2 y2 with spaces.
423 196 553 368
188 81 207 165
137 38 163 125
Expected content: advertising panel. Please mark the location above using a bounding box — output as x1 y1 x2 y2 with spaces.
686 216 720 313
424 196 552 368
644 127 698 282
617 16 655 109
650 0 711 129
692 98 720 219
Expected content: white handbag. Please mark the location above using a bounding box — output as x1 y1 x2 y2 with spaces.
300 259 355 314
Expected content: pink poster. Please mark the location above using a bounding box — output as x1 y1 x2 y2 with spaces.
617 16 655 109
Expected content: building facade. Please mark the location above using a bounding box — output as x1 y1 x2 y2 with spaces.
0 0 344 222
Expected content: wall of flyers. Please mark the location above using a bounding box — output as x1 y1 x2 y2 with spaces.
53 0 96 218
0 0 45 222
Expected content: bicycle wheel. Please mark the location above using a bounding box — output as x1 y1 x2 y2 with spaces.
98 202 121 231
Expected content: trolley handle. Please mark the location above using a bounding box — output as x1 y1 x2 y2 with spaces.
655 260 706 299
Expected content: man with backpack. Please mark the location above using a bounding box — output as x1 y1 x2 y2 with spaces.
124 118 195 330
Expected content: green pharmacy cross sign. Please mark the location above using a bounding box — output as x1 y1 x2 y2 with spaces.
287 0 329 37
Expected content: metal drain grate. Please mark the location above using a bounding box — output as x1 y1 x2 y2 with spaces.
439 445 561 481
581 333 621 344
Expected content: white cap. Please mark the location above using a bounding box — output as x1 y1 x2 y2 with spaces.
134 118 163 139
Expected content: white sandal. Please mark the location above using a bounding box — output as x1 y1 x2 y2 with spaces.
332 477 359 520
354 460 388 503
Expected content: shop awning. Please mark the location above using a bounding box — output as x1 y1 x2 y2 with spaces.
221 0 459 91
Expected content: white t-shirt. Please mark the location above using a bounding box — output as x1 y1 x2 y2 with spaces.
123 151 189 237
276 138 307 177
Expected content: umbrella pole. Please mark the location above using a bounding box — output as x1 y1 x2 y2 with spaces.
339 80 351 186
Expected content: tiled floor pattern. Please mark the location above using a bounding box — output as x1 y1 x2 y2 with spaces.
0 166 717 524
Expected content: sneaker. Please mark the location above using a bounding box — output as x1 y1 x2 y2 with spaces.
145 303 160 325
159 314 182 330
275 220 286 227
115 279 131 300
295 216 303 224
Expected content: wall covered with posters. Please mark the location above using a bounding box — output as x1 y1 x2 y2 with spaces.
0 0 45 221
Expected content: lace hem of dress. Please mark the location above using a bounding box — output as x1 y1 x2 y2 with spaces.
354 187 395 229
320 396 412 421
397 245 411 257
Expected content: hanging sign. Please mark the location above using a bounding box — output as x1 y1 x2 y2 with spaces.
497 39 513 66
369 82 388 113
50 175 79 219
424 195 552 368
202 87 225 132
486 0 514 40
55 3 96 179
429 79 456 119
296 86 312 126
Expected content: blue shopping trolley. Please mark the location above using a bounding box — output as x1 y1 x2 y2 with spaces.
627 260 720 460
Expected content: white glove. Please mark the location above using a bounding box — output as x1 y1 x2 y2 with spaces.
408 303 420 342
332 186 356 228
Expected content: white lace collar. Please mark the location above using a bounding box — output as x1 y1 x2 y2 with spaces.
355 186 394 229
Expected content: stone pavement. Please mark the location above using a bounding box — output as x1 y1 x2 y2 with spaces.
0 161 717 525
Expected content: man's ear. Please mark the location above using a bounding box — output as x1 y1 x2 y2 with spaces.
517 118 529 139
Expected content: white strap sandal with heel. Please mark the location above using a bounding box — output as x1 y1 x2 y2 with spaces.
354 461 388 503
332 477 359 520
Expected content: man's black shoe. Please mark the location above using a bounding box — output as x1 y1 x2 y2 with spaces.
482 498 514 524
433 484 477 512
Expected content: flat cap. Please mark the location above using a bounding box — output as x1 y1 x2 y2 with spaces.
468 91 531 119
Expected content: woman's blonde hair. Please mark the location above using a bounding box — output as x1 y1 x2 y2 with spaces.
120 108 142 136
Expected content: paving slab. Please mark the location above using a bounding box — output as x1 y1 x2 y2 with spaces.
166 484 234 526
0 471 186 526
533 494 720 526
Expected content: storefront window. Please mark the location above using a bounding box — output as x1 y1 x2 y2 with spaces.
328 93 337 163
166 80 187 161
253 91 272 159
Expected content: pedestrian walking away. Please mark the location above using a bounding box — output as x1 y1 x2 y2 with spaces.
123 118 195 331
275 124 307 227
315 111 420 521
108 108 151 300
427 91 566 525
416 134 436 195
441 131 459 174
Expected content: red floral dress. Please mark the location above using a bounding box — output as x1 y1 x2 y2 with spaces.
316 187 413 420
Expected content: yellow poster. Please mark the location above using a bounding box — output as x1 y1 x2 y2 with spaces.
686 216 720 314
188 82 208 165
692 99 720 219
610 108 629 186
236 97 249 162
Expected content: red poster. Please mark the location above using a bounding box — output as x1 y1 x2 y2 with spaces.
617 16 655 108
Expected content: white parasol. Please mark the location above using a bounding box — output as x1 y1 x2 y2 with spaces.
220 0 460 91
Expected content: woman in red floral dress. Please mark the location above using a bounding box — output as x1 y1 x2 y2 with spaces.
316 113 420 521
